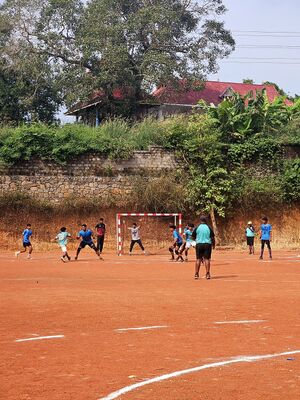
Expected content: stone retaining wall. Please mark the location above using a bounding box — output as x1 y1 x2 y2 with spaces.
0 146 178 203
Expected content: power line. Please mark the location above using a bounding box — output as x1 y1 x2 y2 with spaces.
230 57 300 60
222 61 300 65
236 45 300 49
233 30 300 34
235 34 300 38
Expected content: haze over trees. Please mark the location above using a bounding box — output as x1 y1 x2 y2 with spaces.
0 0 234 122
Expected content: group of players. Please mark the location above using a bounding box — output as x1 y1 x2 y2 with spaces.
14 215 273 280
15 219 106 262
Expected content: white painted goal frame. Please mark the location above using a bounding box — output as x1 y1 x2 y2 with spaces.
116 213 183 256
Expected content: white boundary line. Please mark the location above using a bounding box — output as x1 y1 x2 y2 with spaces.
115 326 168 332
214 320 266 325
15 335 65 342
98 350 300 400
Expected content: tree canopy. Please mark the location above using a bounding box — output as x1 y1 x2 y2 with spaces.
0 0 234 119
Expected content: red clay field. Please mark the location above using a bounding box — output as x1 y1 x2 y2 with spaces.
1 250 300 400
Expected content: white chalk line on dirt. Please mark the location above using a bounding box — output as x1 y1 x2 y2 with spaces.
214 320 266 325
115 326 168 332
15 335 65 342
98 349 300 400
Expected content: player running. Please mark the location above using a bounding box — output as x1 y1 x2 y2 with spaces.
128 223 146 255
245 221 255 255
95 218 106 254
75 224 102 260
15 223 33 259
259 216 272 260
182 223 195 261
169 224 183 261
192 216 215 280
55 227 71 263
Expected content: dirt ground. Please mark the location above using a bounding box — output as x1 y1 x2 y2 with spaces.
0 249 300 400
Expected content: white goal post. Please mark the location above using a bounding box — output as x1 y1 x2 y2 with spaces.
116 213 183 256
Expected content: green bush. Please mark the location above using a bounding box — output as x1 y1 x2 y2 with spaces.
281 159 300 202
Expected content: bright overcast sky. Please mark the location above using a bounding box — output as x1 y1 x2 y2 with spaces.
210 0 300 96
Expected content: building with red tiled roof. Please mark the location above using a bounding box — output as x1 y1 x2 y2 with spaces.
153 80 293 107
66 80 292 125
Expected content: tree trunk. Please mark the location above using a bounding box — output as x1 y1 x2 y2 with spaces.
210 208 220 246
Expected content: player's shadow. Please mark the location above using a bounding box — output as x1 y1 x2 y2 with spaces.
211 275 238 280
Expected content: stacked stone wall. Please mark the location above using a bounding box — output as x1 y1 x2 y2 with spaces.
0 146 178 203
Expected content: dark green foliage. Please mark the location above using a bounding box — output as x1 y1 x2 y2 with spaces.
281 159 300 202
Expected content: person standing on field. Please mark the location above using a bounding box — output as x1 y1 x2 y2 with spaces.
95 218 106 254
245 221 255 255
259 216 272 260
128 223 146 255
192 216 215 280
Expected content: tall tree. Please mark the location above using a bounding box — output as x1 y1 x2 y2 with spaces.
1 0 235 115
0 7 61 123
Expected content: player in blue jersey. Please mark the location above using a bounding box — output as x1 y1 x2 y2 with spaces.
15 224 33 259
259 216 272 260
192 216 215 280
169 224 183 261
75 224 102 260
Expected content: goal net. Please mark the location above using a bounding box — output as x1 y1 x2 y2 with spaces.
116 213 183 256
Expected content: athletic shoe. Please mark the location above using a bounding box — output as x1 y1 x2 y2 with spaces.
194 274 199 280
15 251 20 258
74 256 78 261
27 254 31 259
259 256 263 260
61 257 66 263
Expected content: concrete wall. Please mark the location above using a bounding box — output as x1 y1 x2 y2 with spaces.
0 146 178 204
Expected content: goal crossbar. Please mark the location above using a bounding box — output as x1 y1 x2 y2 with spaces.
116 213 182 256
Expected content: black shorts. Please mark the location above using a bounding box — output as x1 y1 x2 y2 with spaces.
247 237 254 246
23 242 31 248
261 239 271 249
196 243 212 260
79 241 96 250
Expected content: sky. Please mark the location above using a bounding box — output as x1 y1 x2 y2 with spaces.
210 0 300 96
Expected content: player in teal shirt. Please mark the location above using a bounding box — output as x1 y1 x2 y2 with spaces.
245 221 255 255
192 216 215 280
55 227 71 263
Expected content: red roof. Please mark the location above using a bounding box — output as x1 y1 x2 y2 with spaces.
153 80 293 106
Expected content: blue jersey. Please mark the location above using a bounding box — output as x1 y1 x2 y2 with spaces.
173 230 183 245
184 228 193 242
23 229 32 244
261 224 272 240
79 229 93 243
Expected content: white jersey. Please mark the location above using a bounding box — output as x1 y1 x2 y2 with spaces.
130 227 140 241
